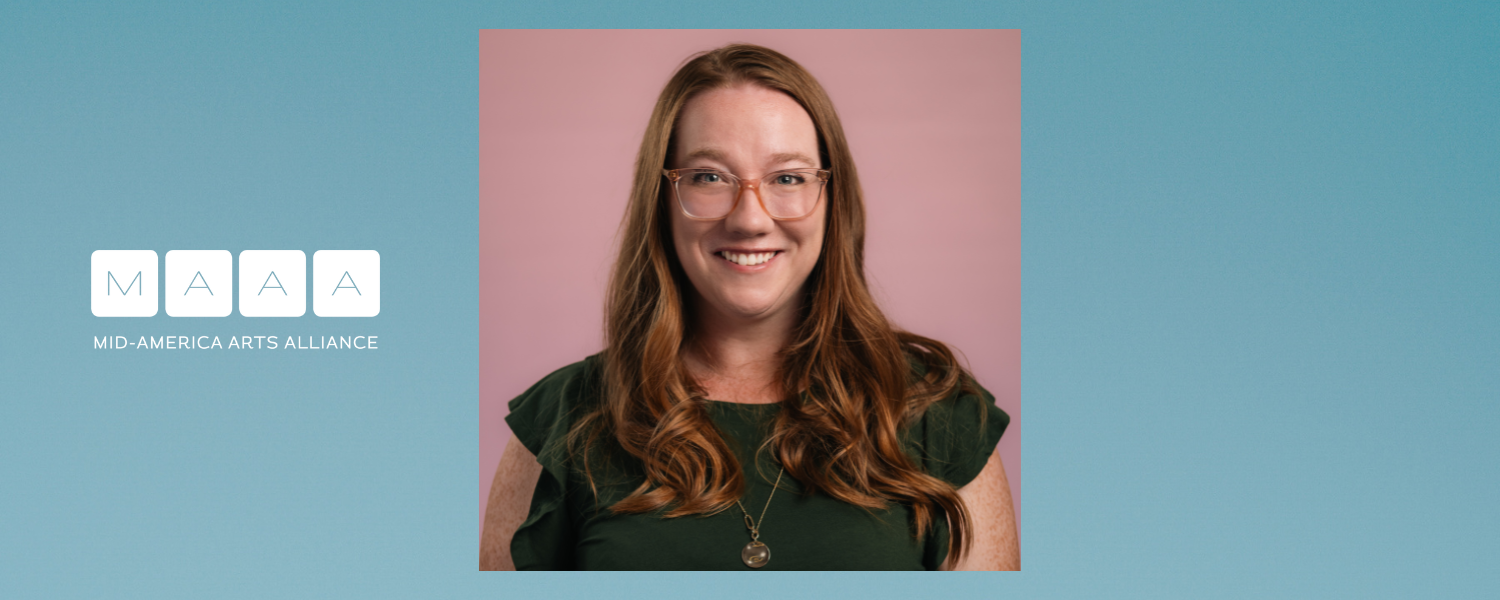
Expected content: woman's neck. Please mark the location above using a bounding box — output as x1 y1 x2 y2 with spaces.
685 300 798 404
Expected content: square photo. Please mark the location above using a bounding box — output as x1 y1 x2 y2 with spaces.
479 30 1021 570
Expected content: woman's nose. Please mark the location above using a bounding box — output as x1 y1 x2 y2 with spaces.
723 180 774 234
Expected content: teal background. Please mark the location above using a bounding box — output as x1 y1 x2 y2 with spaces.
2 1 1496 598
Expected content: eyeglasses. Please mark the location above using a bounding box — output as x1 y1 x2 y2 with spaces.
663 168 830 221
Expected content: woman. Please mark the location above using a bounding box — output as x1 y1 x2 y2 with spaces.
481 43 1018 570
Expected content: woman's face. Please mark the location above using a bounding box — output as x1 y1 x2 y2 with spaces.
669 83 827 326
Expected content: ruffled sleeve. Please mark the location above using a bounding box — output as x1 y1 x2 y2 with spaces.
921 384 1009 489
503 356 601 570
907 380 1009 570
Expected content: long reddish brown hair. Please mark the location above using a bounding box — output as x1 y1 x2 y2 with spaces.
575 43 981 566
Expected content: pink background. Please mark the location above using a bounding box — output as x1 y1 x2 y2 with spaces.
480 30 1021 538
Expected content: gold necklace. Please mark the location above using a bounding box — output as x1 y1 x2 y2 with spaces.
734 467 784 568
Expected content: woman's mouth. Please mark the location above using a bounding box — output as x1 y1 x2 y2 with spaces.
716 250 780 267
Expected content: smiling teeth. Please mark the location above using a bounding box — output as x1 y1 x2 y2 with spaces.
719 251 775 266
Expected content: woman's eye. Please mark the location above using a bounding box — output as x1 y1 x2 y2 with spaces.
774 174 805 185
693 172 723 184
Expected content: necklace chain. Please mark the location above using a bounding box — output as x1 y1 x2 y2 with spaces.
734 467 784 541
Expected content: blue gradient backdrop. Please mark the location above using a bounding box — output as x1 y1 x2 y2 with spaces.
2 1 1496 597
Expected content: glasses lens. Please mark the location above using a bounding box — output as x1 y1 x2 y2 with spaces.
676 170 737 219
761 170 824 219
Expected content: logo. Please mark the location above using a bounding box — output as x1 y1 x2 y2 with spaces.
91 250 380 318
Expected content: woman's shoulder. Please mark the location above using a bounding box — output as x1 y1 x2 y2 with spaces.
508 353 603 399
900 350 1009 490
501 355 606 571
503 354 605 458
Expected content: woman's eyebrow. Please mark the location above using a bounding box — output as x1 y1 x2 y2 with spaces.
769 152 818 167
680 149 818 168
681 148 727 163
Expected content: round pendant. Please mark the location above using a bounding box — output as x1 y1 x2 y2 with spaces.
741 541 770 568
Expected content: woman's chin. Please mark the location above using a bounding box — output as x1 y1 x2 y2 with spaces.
709 296 788 322
724 305 777 321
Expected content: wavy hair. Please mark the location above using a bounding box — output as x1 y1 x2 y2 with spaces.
573 43 982 566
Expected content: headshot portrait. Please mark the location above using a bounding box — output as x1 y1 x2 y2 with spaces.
478 30 1021 570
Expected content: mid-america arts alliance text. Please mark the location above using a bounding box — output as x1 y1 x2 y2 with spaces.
93 335 378 350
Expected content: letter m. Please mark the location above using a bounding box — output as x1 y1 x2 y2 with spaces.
108 271 143 295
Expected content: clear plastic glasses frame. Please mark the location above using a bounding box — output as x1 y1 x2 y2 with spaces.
663 168 831 221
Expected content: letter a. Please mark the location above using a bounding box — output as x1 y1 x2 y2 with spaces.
332 271 361 296
185 271 214 295
259 271 287 296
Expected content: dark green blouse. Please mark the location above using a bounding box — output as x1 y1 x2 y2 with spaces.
504 355 1008 571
